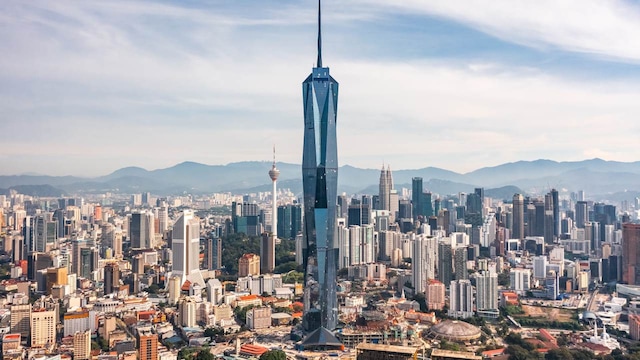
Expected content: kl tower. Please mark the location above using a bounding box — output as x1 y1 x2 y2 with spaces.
268 146 280 240
262 146 280 274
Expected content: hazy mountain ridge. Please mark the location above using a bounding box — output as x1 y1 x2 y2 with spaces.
0 158 638 197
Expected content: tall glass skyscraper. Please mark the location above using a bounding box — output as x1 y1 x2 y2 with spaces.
302 0 339 333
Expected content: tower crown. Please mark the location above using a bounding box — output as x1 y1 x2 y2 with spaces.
269 146 280 181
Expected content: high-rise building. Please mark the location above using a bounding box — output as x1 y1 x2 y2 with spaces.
260 233 275 274
10 304 31 338
426 279 445 310
449 279 474 319
575 201 588 229
204 236 222 270
104 262 120 295
379 165 393 212
277 204 302 240
622 223 640 285
437 242 453 286
238 254 260 277
30 309 56 348
475 271 498 311
301 0 340 335
412 177 423 220
550 188 560 238
73 330 91 360
138 332 159 360
171 210 204 287
454 247 468 281
512 194 525 240
130 211 154 249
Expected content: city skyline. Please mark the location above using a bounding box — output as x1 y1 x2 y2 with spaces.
3 1 640 176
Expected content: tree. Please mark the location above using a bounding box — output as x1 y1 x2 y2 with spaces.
260 350 286 360
194 349 215 360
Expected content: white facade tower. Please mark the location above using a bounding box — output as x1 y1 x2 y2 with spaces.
171 210 205 287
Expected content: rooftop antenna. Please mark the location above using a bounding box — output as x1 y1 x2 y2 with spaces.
317 0 322 67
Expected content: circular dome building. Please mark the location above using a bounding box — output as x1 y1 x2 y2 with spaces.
426 320 482 342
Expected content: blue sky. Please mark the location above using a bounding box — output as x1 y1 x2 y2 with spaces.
2 0 640 176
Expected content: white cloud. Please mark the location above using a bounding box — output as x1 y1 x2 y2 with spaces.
356 0 640 62
0 0 639 176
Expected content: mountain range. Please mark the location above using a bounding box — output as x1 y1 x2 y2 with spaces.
1 158 640 201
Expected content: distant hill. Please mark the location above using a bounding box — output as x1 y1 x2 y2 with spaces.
0 184 65 197
0 158 638 197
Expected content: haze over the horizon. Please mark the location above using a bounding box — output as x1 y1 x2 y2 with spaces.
2 0 640 177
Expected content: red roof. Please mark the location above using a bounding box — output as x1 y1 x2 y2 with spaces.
240 344 268 356
238 294 259 301
482 348 505 357
181 280 191 291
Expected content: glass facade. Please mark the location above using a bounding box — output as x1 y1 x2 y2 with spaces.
301 63 339 331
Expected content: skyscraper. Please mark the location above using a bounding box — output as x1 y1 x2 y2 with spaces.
622 223 640 285
301 0 339 334
412 177 423 220
378 165 393 211
512 194 524 240
171 210 204 287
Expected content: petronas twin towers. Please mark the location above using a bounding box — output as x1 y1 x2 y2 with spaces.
301 0 339 333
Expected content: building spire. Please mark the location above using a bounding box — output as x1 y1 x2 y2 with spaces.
273 144 276 166
317 0 322 68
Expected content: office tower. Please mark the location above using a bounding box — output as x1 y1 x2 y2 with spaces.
269 147 280 240
512 194 524 240
510 268 531 294
623 223 640 285
79 247 97 279
74 330 91 360
207 278 224 305
238 254 260 277
33 213 56 253
130 211 153 249
167 276 181 305
31 308 56 348
10 304 31 338
28 252 53 281
171 210 205 287
533 255 548 280
550 188 560 237
449 279 474 319
425 279 445 310
278 204 303 240
204 236 222 270
475 271 498 311
138 332 159 360
412 177 423 220
575 201 588 228
22 216 33 254
301 0 340 335
533 199 545 236
104 262 120 295
260 233 275 274
45 267 68 295
437 242 453 286
454 247 468 280
398 200 412 221
378 165 393 211
413 236 426 293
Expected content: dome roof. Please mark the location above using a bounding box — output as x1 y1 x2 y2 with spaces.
428 320 482 341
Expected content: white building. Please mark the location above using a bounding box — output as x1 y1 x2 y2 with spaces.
171 211 205 287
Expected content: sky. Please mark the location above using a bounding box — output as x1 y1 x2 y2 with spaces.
2 0 640 177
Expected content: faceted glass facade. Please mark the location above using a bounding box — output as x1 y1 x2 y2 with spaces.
302 64 339 332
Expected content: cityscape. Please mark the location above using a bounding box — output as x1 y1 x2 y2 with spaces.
2 1 640 360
